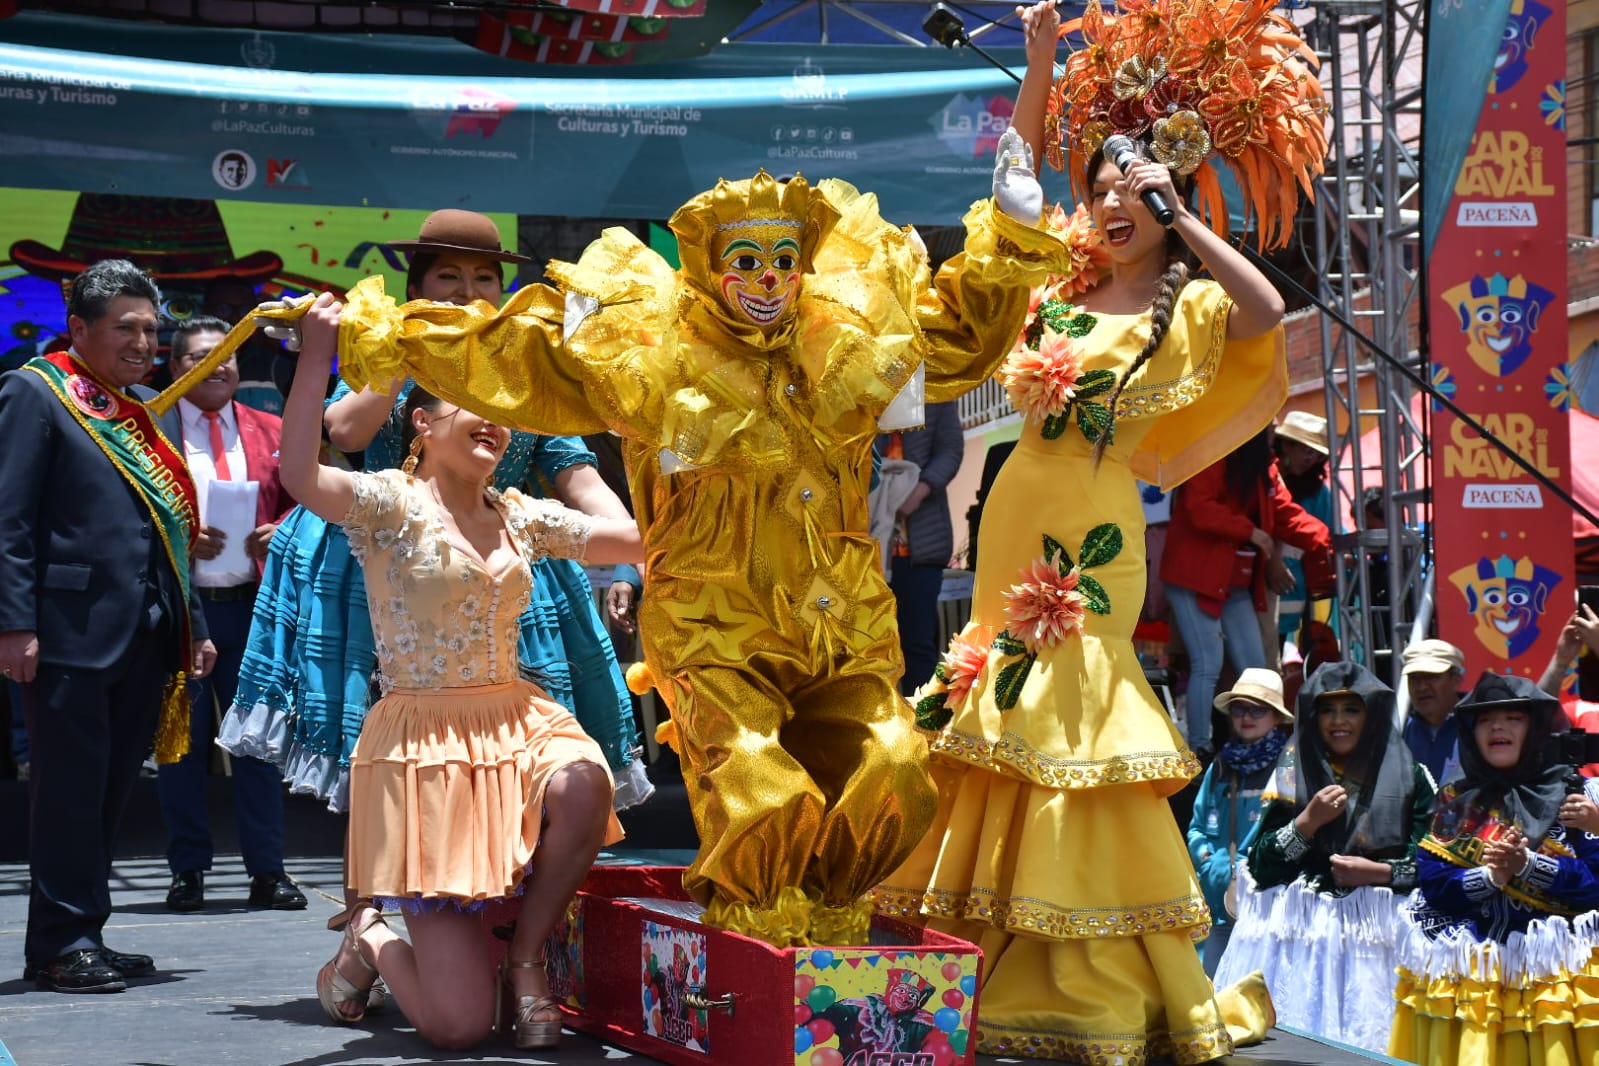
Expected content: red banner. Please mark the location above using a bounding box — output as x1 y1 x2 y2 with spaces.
1428 0 1572 680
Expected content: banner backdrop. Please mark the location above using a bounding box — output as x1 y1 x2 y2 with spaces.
0 38 1027 224
1427 0 1572 678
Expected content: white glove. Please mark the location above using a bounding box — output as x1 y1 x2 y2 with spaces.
993 126 1044 224
251 293 316 352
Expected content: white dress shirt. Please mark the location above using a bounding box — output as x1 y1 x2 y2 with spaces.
178 398 256 587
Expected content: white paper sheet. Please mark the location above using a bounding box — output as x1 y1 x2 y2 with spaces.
194 478 259 581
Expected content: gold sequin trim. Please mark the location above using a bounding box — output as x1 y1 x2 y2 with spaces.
872 885 1212 942
1112 293 1229 421
976 1019 1233 1064
931 728 1201 789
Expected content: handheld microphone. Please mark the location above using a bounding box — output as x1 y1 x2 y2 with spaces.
1102 134 1175 227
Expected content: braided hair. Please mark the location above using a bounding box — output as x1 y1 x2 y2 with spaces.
1085 140 1195 465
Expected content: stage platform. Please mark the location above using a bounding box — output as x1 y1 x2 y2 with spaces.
0 850 1404 1066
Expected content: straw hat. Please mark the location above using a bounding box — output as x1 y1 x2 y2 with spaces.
1276 410 1329 456
388 209 529 264
1213 667 1293 725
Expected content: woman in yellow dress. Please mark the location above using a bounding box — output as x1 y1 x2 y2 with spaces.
279 293 644 1052
872 1 1326 1060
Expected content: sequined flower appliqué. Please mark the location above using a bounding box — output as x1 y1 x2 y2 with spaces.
912 631 993 732
1007 297 1116 443
990 523 1124 710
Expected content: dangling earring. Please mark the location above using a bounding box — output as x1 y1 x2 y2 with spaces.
401 434 424 476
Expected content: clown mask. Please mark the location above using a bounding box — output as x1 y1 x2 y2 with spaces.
716 223 803 330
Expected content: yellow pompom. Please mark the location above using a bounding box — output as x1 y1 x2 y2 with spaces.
625 660 655 696
654 718 678 752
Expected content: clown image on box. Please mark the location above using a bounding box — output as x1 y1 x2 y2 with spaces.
266 138 1073 948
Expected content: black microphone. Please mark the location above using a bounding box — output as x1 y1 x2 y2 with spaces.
1102 134 1175 227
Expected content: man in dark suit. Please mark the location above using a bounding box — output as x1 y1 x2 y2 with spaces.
0 259 217 993
874 400 966 694
155 317 304 915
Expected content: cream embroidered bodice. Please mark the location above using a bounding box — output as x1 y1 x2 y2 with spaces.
342 469 594 691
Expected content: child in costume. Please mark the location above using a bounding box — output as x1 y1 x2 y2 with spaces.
255 137 1068 948
1390 672 1599 1064
871 0 1326 1060
1186 668 1294 976
1217 660 1434 1053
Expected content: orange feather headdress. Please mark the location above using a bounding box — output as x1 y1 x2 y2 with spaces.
1044 0 1329 250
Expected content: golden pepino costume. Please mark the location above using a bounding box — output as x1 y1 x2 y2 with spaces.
874 1 1327 1061
319 173 1068 946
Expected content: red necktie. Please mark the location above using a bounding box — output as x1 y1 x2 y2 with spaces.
203 410 233 480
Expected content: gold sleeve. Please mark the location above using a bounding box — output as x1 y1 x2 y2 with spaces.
333 275 607 437
919 198 1073 401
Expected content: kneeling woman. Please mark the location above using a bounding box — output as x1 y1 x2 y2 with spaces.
1215 660 1434 1053
283 293 641 1050
1390 673 1599 1065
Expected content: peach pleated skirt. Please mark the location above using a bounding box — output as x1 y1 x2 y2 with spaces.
347 680 624 909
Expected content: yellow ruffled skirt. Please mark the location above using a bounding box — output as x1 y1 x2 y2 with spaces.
1390 914 1599 1066
877 757 1231 1064
347 680 624 906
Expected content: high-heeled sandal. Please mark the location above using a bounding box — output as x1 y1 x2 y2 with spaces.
316 902 385 1025
497 956 562 1050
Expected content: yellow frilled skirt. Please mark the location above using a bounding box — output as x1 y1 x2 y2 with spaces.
347 680 624 906
1390 940 1599 1066
876 758 1231 1065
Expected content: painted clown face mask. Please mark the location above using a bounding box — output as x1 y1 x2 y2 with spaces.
715 224 803 330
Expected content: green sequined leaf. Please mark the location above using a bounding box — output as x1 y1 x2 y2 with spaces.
1037 297 1075 335
1042 534 1073 573
992 630 1029 657
1074 368 1117 400
1041 412 1070 440
914 691 953 731
1063 312 1099 338
993 653 1036 711
1080 523 1124 569
1076 401 1114 444
1077 572 1112 615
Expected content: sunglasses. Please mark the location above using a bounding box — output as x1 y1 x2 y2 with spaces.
1227 701 1274 720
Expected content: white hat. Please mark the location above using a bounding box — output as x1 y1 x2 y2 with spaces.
1214 667 1293 724
1402 638 1466 676
1276 410 1329 456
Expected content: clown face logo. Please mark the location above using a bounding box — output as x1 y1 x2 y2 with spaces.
1493 0 1551 94
1449 554 1561 659
716 223 803 331
1441 273 1555 378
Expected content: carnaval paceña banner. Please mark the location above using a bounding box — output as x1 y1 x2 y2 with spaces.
1426 0 1573 679
0 33 1033 226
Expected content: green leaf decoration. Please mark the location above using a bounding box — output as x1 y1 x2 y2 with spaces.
1074 369 1117 400
1079 523 1124 568
1077 572 1112 615
1042 534 1073 573
992 631 1029 657
1037 298 1075 335
1064 312 1099 338
933 662 950 684
914 691 953 731
1075 402 1114 444
1041 412 1070 440
994 653 1037 710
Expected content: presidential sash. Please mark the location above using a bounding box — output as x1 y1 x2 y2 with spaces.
23 352 198 762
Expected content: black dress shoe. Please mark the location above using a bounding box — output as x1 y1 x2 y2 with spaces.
102 947 156 978
166 870 205 913
248 872 307 911
32 949 126 994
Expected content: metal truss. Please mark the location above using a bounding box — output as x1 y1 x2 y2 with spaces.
1304 0 1429 685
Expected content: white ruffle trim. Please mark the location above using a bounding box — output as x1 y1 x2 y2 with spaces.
1396 900 1599 987
217 698 351 813
612 757 655 812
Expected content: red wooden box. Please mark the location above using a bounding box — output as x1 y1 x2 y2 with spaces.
534 866 983 1066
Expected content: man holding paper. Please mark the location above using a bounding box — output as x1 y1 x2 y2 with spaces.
156 316 303 914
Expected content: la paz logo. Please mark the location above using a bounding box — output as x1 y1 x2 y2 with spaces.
931 94 1015 158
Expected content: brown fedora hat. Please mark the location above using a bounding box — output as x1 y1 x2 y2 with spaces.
389 209 529 264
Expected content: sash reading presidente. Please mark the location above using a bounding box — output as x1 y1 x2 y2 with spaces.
22 351 199 763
